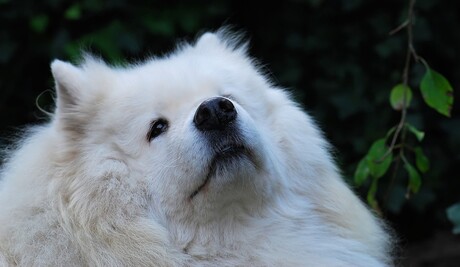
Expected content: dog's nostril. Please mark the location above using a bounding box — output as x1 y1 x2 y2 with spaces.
218 98 235 113
194 106 211 127
194 97 237 131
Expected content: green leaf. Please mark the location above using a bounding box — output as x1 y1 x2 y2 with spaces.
403 158 422 193
367 178 379 210
406 123 425 142
29 15 49 33
420 68 454 117
447 203 460 234
390 84 412 111
65 4 81 20
414 147 430 173
354 157 370 186
367 139 393 178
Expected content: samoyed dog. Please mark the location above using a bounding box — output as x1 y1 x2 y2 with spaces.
0 30 392 266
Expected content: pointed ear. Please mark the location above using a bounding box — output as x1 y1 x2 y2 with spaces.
195 30 249 55
51 60 85 113
195 32 222 48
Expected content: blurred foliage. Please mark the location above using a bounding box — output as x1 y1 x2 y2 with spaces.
0 0 459 250
447 203 460 234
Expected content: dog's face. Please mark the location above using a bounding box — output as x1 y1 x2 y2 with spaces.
51 33 294 224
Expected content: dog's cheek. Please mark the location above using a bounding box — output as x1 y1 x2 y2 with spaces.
57 159 150 232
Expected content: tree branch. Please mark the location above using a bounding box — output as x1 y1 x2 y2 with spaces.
379 0 417 164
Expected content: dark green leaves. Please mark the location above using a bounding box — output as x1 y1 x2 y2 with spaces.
354 139 393 210
390 84 412 110
354 157 370 186
414 147 430 173
387 67 454 117
367 139 393 178
356 66 454 210
447 203 460 234
350 0 456 234
420 68 454 117
406 123 425 142
403 157 421 194
367 179 379 210
354 139 392 186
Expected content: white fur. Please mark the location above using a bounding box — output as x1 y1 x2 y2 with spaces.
0 30 393 266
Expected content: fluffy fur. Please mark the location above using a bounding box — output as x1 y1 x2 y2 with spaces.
0 30 392 266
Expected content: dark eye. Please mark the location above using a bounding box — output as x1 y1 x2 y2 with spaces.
147 118 168 141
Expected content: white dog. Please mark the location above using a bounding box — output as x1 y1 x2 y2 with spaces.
0 30 392 266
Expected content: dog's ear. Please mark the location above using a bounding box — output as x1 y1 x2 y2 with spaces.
51 60 85 114
195 29 249 55
195 32 222 48
50 59 97 138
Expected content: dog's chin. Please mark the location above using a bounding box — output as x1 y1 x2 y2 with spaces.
189 144 255 200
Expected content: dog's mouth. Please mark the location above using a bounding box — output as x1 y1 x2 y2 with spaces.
189 144 250 200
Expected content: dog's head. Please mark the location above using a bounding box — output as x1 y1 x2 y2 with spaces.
50 31 330 226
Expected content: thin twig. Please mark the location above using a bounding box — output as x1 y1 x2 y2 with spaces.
389 19 409 36
382 0 419 207
399 0 417 155
378 0 417 164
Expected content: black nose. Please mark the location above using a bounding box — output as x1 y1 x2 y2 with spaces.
194 97 237 131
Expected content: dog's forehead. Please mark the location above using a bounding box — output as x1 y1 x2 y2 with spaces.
107 67 223 121
127 63 224 105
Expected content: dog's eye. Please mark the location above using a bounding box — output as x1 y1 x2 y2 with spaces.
147 118 168 141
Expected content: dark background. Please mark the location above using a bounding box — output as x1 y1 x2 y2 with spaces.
1 0 459 265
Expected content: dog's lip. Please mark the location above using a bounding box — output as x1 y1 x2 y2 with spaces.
189 144 248 200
